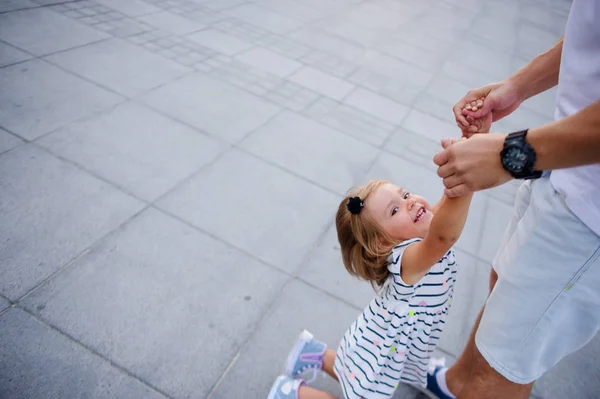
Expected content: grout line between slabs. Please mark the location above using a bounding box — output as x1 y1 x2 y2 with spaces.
204 278 296 399
17 306 174 399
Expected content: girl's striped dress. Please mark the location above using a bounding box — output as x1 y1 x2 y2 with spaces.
333 238 458 399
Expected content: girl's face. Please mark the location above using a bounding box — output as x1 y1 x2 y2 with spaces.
365 183 433 241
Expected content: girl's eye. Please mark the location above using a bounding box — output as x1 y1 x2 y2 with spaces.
403 192 410 200
391 207 398 216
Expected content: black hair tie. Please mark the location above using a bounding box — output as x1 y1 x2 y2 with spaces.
347 196 364 215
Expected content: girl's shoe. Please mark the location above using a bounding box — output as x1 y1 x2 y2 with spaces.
267 375 304 399
284 330 327 380
424 358 455 399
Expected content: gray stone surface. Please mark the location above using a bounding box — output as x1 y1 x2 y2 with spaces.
343 87 410 125
0 128 23 155
157 149 339 271
0 41 32 67
137 11 205 35
224 3 304 34
210 279 363 399
298 225 376 310
0 309 166 399
96 0 161 17
37 102 227 201
22 208 289 399
1 0 593 398
240 111 379 194
0 145 144 300
0 60 122 140
186 28 253 56
0 0 37 13
46 38 191 97
0 297 9 313
290 66 355 100
0 8 108 56
142 73 280 143
235 47 303 78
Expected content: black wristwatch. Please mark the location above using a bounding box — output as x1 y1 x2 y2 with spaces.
500 130 542 180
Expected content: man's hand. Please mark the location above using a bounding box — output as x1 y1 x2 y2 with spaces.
453 80 523 137
434 134 513 197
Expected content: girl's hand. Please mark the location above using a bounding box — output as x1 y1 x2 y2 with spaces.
461 97 493 136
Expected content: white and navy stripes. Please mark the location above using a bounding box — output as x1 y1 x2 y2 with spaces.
334 238 458 399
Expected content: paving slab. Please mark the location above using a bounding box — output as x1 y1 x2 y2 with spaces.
343 87 410 126
46 38 191 97
0 8 108 56
235 46 303 78
96 0 162 17
0 0 37 13
533 333 600 399
0 128 23 155
0 308 165 399
239 110 379 194
0 60 122 140
157 149 339 271
0 145 143 300
142 73 281 143
0 41 32 67
297 225 375 310
21 208 289 399
37 102 227 201
0 297 9 313
209 279 365 399
186 28 254 56
137 11 206 36
290 66 355 101
224 3 304 34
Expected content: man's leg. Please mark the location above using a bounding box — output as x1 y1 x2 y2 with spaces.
467 177 600 397
445 269 498 396
458 345 534 399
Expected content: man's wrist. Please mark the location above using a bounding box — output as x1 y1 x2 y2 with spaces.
505 75 529 102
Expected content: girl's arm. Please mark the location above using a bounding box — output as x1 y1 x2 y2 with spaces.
431 196 445 214
400 193 473 285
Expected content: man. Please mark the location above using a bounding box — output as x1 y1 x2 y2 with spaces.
427 1 600 398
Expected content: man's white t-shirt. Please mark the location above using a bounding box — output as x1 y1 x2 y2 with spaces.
550 0 600 236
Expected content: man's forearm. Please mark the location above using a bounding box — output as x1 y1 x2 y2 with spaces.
509 37 563 101
530 100 600 171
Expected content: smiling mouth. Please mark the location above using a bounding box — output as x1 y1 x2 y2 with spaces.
414 207 426 223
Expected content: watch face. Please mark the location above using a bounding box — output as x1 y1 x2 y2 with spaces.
504 146 527 172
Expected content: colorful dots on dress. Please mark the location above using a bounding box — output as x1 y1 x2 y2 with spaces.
390 345 396 352
409 310 415 316
443 281 447 287
373 340 380 346
437 309 443 315
350 372 355 379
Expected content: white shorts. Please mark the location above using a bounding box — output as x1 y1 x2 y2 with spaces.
475 176 600 384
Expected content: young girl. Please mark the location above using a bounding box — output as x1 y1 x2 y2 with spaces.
266 172 474 399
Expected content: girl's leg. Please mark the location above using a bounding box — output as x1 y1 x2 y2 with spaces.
298 385 338 399
322 349 339 381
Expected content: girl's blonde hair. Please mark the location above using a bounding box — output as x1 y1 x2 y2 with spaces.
335 180 396 289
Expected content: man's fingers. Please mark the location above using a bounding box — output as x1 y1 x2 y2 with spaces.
433 148 450 167
442 174 463 189
441 138 461 149
436 162 455 179
444 184 470 198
